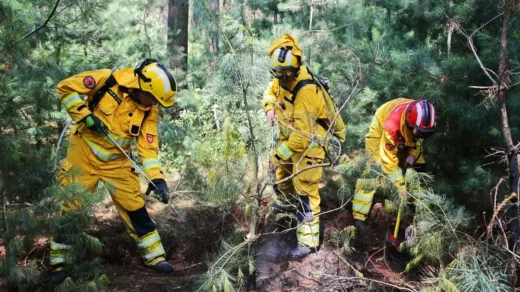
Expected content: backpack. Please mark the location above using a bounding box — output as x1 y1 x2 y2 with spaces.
291 69 346 142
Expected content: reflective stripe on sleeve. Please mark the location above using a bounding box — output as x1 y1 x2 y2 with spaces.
142 158 161 171
62 92 84 110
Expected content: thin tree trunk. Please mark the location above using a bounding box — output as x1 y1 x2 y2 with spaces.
309 1 313 31
209 0 220 68
167 0 189 74
307 1 314 66
498 4 520 253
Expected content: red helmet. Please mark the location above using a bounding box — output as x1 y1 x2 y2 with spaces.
405 99 436 138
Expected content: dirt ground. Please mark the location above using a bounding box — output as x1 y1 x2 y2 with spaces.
0 177 423 292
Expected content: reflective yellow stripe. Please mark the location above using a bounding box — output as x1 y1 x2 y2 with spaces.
353 192 374 202
138 233 161 248
51 242 72 250
62 92 83 110
352 203 371 214
276 142 294 160
50 257 72 265
143 245 165 260
297 236 320 247
142 158 161 171
388 170 404 182
297 224 319 234
105 133 132 148
50 239 74 266
82 137 121 161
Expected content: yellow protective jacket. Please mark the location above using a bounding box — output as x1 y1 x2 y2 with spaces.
56 68 165 181
262 66 328 159
365 98 424 192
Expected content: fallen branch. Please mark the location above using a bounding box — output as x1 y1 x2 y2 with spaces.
272 162 331 185
178 262 202 271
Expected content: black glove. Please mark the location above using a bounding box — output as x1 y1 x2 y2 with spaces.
84 114 107 133
148 179 169 204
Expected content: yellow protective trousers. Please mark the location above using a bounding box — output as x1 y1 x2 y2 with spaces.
275 152 322 248
352 178 379 221
51 131 166 268
352 166 427 221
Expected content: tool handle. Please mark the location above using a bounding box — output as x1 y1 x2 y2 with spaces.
393 195 405 238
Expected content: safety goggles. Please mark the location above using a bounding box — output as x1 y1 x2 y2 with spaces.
270 67 297 83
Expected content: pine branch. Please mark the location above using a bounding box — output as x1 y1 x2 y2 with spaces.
455 18 499 86
1 0 61 52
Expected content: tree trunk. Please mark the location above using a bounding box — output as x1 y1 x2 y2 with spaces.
167 0 189 75
497 3 520 252
209 0 219 55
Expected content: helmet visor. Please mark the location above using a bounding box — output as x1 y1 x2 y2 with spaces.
412 127 436 138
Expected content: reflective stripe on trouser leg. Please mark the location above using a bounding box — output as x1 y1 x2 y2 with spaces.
274 159 296 210
137 229 166 265
296 195 319 248
53 135 100 268
352 179 377 221
99 155 165 265
50 239 74 267
292 154 322 248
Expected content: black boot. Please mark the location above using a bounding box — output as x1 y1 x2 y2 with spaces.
354 219 365 231
46 270 69 285
154 260 174 273
289 244 316 260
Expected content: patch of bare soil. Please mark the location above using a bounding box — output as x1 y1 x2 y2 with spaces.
90 195 236 292
254 201 422 292
1 174 422 292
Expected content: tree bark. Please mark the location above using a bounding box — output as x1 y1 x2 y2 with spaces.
497 4 520 252
209 0 220 55
167 0 189 75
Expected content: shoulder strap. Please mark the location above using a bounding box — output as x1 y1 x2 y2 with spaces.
88 74 118 111
287 79 315 104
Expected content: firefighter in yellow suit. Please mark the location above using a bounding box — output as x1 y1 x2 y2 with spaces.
263 34 345 259
352 98 437 230
48 59 177 284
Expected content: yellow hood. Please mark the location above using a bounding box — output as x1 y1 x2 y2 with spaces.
268 34 303 59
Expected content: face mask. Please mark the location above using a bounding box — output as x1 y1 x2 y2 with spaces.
270 68 297 84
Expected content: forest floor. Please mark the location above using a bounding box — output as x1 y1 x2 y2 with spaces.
0 172 425 292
